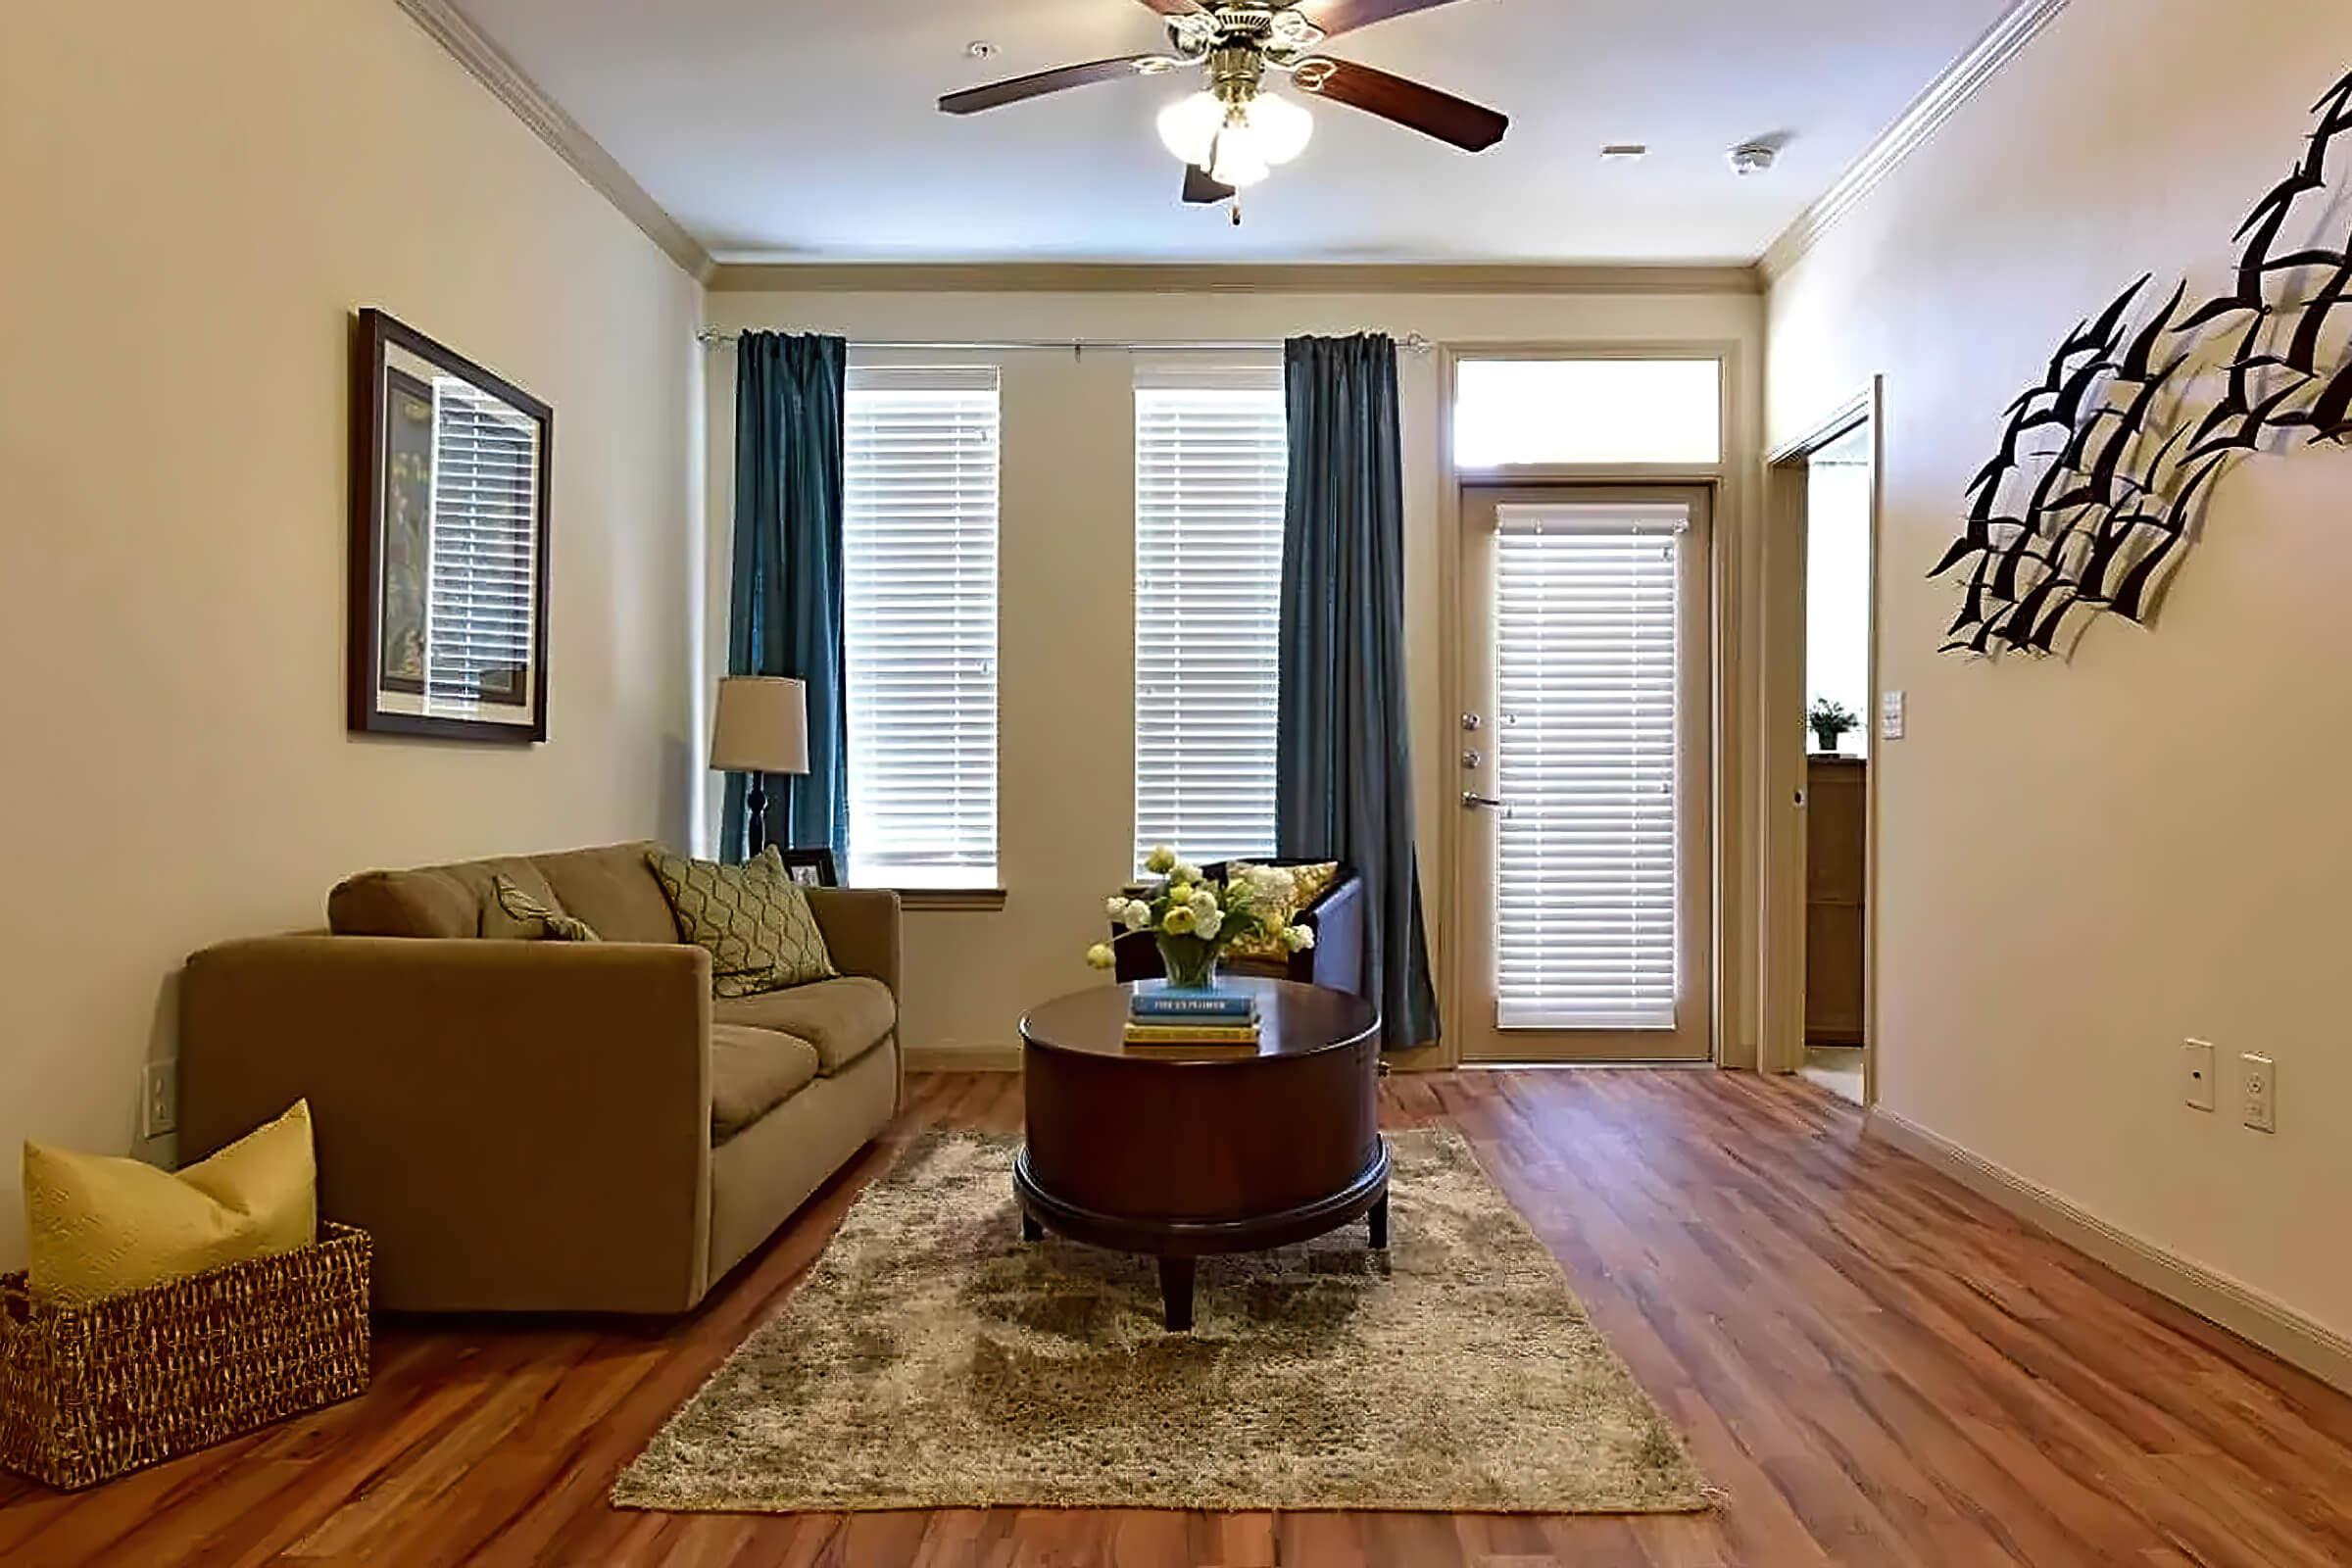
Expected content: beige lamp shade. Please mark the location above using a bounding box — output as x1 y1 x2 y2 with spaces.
710 676 809 775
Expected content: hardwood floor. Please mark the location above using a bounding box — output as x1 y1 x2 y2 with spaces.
6 1069 2350 1566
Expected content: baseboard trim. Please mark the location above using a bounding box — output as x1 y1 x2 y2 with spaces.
1868 1108 2352 1394
905 1041 1023 1073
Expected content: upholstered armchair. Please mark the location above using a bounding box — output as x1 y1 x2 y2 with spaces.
1111 858 1366 998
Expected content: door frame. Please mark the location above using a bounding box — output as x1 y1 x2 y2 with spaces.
1761 379 1884 1103
1432 340 1748 1072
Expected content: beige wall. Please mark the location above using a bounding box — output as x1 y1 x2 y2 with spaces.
1769 0 2352 1336
0 1 703 1266
702 287 1764 1069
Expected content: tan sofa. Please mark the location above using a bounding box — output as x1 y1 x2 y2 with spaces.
177 842 901 1314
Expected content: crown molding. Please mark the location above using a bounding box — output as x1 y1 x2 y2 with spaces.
393 0 712 282
707 262 1763 296
1759 0 2070 284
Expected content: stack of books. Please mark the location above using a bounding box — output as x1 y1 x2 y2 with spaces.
1123 987 1261 1047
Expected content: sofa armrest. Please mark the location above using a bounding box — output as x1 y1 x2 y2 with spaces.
178 936 714 1313
806 888 901 1000
1297 874 1366 996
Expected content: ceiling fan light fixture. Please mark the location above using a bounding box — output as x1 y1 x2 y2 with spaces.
1156 91 1225 168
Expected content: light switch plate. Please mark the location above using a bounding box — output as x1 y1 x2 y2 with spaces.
142 1060 177 1139
1880 690 1906 740
2182 1039 2216 1111
2241 1053 2277 1133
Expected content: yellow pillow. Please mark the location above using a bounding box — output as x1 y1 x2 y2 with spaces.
24 1101 317 1306
1224 861 1341 962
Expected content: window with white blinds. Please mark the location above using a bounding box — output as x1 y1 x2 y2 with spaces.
1493 504 1686 1029
1133 364 1287 869
843 367 1001 888
426 380 540 710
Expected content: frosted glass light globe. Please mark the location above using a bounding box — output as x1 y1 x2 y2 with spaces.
1245 92 1313 165
1208 124 1271 188
1155 92 1223 168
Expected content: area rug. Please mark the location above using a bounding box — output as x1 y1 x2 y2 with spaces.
613 1129 1706 1514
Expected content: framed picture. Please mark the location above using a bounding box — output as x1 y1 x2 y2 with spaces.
350 308 553 742
776 847 839 888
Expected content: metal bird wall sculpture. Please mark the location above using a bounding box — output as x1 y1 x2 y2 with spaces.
1936 65 2352 658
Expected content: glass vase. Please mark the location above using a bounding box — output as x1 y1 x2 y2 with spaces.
1155 935 1220 991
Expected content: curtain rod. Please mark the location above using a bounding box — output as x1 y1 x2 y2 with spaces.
693 329 1434 355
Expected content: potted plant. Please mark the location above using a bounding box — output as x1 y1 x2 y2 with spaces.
1808 698 1858 755
1085 846 1314 990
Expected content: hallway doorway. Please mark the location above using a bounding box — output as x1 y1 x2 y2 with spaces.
1763 388 1880 1104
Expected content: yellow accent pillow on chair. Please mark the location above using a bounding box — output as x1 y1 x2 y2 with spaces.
1224 861 1341 963
24 1101 318 1306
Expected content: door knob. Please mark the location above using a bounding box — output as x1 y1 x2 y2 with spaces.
1461 792 1510 816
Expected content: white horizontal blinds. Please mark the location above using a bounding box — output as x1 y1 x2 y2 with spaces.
1492 504 1687 1029
1133 362 1287 869
425 380 539 709
843 367 1001 888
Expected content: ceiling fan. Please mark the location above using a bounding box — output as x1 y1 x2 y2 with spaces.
938 1 1508 208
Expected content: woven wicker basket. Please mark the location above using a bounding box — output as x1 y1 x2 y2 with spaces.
0 1222 371 1491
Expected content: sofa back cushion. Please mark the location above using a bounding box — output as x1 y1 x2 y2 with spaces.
531 842 682 945
328 856 564 939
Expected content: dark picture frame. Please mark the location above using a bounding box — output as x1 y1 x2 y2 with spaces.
775 847 839 889
350 308 554 743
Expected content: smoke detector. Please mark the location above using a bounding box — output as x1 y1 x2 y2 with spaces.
1729 142 1778 176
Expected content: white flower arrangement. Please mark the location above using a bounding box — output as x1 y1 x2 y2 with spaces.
1084 845 1315 986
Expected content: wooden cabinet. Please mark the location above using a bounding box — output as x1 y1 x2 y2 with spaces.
1804 756 1867 1046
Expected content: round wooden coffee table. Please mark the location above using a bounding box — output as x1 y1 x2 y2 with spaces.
1015 977 1387 1331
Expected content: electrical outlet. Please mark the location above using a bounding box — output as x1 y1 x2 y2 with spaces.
2182 1039 2216 1111
142 1059 177 1139
2241 1053 2277 1133
1879 690 1906 741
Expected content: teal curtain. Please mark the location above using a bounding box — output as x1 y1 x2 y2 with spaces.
1276 334 1439 1050
723 332 848 864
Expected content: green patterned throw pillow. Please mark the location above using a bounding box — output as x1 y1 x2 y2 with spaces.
479 876 600 942
647 845 837 999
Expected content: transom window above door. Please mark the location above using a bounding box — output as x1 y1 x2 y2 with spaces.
1454 359 1722 466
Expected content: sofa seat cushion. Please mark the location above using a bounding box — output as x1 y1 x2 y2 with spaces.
329 857 565 939
530 842 683 946
710 1025 821 1144
713 976 895 1075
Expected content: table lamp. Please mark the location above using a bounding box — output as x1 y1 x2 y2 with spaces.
710 676 808 857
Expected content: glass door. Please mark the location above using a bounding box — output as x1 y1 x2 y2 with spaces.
1455 485 1714 1062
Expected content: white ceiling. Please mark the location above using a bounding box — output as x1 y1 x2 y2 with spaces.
452 0 2013 265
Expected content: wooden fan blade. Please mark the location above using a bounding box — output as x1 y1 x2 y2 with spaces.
1183 165 1236 204
939 56 1157 115
1134 0 1204 13
1298 0 1476 39
1298 59 1507 151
